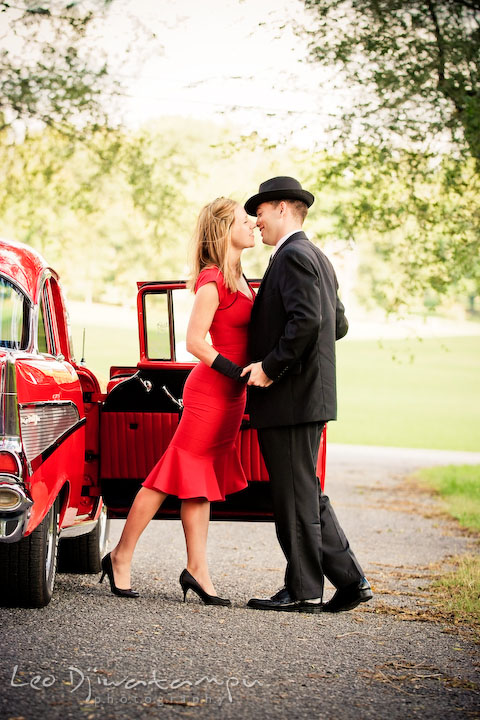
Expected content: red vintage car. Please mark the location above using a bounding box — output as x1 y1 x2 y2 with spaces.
0 238 325 608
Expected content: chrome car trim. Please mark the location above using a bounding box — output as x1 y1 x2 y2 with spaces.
19 401 81 464
0 481 33 543
33 268 53 307
0 354 20 438
20 399 79 409
140 377 153 393
59 518 98 538
0 271 34 305
44 502 57 584
107 370 140 396
96 504 108 553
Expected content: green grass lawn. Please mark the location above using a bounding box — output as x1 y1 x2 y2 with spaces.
432 555 480 637
71 321 139 389
329 335 480 451
71 311 480 452
415 465 480 532
413 465 480 636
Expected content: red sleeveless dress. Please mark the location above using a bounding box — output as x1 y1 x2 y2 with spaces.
142 267 254 501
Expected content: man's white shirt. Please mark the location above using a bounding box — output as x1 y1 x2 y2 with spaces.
271 229 302 256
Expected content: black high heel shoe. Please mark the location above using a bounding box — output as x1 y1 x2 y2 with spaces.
179 569 231 606
99 552 139 598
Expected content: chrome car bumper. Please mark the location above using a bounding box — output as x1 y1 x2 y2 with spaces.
0 479 33 543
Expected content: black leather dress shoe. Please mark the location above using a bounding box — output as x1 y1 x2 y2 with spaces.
247 588 323 613
270 587 290 602
321 577 372 613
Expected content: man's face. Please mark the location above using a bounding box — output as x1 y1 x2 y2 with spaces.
255 202 282 246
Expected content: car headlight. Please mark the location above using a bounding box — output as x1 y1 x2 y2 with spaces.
0 487 22 510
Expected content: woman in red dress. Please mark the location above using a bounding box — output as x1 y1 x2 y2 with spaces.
100 198 256 605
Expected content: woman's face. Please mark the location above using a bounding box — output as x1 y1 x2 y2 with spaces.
230 204 256 251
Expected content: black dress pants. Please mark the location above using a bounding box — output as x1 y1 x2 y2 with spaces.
257 422 364 601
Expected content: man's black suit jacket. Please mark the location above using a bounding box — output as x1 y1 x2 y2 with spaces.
247 231 348 429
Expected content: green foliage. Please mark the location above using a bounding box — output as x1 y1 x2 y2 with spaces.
303 0 480 161
0 0 116 139
301 1 480 311
0 118 305 302
0 123 194 302
312 145 480 311
1 115 478 313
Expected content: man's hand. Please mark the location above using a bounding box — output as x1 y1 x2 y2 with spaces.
241 362 273 387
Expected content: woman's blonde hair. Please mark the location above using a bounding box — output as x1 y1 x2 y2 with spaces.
188 197 240 293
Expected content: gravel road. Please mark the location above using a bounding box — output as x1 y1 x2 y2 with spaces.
1 444 479 720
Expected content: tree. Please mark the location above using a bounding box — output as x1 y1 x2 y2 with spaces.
0 124 194 303
0 0 119 140
0 1 177 304
313 144 480 311
302 0 480 160
299 0 480 312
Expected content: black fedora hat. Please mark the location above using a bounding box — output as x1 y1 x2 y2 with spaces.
244 176 314 216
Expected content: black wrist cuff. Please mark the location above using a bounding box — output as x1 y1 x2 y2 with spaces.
211 354 248 383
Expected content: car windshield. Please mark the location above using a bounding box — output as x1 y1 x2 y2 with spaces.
0 276 29 350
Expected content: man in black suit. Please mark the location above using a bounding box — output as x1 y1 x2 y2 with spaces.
242 176 372 613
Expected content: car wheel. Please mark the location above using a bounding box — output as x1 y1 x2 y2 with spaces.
57 504 110 574
0 498 59 608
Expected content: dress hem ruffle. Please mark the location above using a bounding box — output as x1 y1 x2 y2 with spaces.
142 443 248 502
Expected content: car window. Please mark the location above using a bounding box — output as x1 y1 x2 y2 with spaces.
141 282 257 364
144 292 171 360
37 297 49 353
0 276 29 350
49 277 73 359
172 288 196 361
143 288 196 362
37 282 57 355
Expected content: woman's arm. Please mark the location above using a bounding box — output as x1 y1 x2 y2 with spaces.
185 282 219 366
186 280 248 382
